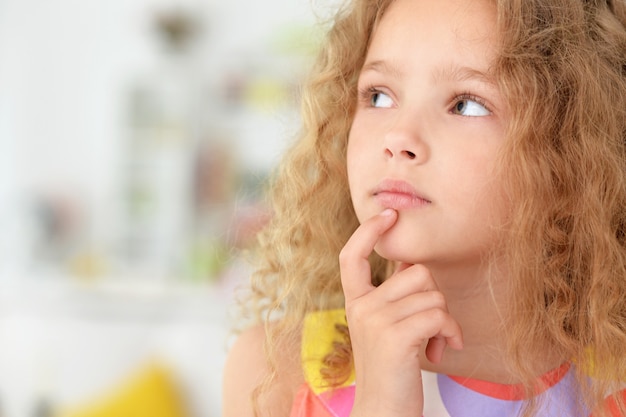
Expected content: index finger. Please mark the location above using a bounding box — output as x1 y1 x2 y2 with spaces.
339 208 398 301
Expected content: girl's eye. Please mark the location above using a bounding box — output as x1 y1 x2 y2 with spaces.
451 97 490 117
370 91 394 108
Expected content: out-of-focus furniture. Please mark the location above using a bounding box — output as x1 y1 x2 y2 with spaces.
0 276 236 417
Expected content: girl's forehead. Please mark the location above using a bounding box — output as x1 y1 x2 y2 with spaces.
366 0 499 70
374 0 498 39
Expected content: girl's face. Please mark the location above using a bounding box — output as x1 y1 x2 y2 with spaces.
347 0 508 271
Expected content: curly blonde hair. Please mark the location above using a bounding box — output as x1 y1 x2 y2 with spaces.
240 0 626 415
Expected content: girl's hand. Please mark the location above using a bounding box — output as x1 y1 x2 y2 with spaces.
339 209 464 417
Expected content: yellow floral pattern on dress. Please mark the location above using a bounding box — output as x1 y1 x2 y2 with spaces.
301 309 355 395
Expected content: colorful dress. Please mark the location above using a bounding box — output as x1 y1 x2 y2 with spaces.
290 309 626 417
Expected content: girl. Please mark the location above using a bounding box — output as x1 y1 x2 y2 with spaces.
223 0 626 416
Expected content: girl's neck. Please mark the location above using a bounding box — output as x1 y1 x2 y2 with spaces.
419 262 564 384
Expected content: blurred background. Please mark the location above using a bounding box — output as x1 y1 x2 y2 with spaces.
0 0 335 416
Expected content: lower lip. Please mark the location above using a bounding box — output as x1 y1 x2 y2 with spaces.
375 192 431 210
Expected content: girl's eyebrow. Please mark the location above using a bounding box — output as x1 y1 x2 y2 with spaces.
360 59 405 79
431 64 496 86
360 59 495 87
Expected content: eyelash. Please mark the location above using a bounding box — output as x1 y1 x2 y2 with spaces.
451 91 491 114
357 85 491 114
357 85 387 106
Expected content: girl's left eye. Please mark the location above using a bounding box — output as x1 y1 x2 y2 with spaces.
370 91 394 108
451 97 490 117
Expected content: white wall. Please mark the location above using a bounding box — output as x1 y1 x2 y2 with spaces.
0 0 340 416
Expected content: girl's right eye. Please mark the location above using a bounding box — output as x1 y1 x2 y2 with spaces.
370 90 394 108
359 86 394 108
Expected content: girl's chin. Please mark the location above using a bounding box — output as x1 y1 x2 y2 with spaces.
373 241 421 265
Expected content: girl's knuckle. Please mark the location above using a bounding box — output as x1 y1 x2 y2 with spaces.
338 247 353 268
346 300 368 321
428 307 447 323
412 264 431 277
429 291 446 307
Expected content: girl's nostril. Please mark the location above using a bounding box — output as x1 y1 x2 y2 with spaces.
406 151 416 159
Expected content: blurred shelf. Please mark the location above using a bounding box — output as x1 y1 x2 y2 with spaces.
0 276 234 323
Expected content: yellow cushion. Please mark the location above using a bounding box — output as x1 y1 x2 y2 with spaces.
56 361 188 417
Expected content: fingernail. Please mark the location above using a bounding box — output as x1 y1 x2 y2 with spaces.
381 208 395 217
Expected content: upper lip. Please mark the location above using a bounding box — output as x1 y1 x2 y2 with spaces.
372 179 432 203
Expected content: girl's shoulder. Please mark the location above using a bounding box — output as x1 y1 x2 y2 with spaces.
598 389 626 417
583 350 626 416
295 309 626 417
222 323 304 417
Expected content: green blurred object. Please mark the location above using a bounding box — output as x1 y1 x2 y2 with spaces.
270 23 323 56
185 239 231 282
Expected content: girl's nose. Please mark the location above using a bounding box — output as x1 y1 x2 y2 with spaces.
383 118 429 163
384 146 418 160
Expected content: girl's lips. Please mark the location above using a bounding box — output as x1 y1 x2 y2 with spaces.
372 179 432 210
